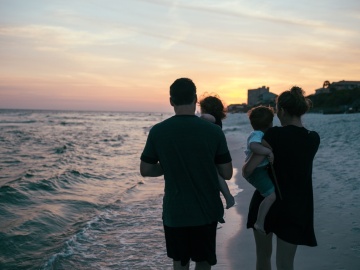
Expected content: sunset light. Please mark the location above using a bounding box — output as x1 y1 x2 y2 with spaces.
1 0 359 112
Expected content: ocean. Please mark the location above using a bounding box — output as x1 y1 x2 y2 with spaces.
0 109 359 269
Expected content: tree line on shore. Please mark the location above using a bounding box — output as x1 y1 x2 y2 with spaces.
228 87 360 114
307 87 360 114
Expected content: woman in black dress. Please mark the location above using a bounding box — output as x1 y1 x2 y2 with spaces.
242 86 320 270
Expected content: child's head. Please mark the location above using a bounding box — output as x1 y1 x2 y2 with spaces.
198 94 227 120
247 105 274 131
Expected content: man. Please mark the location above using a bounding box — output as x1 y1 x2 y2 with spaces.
140 78 233 270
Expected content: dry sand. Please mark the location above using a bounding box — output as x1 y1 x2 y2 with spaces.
212 133 360 270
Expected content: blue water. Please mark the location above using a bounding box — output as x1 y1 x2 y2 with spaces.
0 110 172 269
0 110 359 269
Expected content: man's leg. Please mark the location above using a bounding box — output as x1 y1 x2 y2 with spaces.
276 237 297 270
190 222 217 268
173 260 190 270
253 230 273 270
194 261 211 270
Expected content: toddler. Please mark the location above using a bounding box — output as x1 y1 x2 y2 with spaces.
244 105 276 234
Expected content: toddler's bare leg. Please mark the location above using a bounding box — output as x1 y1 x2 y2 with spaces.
254 192 276 234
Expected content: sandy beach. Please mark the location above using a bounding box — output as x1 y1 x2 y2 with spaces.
213 132 360 270
213 132 258 270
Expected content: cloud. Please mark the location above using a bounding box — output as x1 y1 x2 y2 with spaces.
133 0 354 34
1 0 359 111
0 25 132 48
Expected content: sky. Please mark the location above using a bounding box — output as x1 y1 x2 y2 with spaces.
1 0 359 112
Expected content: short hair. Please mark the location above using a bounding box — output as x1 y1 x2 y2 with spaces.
170 78 197 106
247 105 274 130
199 94 227 121
277 86 312 116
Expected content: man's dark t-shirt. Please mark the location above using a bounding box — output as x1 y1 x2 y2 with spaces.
141 115 232 227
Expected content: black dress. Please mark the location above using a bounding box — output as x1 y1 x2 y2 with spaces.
247 125 320 246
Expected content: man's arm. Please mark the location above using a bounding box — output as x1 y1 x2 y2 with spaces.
216 162 233 180
140 161 164 177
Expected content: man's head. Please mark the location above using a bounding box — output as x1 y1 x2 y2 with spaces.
170 78 197 106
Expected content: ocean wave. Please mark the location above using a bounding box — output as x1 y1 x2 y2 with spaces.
0 185 32 205
54 145 68 154
42 189 168 270
0 204 98 269
0 120 38 125
59 121 85 126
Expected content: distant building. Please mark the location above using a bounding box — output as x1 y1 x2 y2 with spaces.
248 86 268 106
260 92 277 103
331 80 360 91
315 80 360 95
248 86 277 106
315 87 331 94
227 103 246 113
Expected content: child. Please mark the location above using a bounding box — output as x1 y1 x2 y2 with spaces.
244 105 276 234
199 94 235 209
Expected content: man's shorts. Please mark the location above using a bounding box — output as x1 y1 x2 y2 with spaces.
163 222 218 266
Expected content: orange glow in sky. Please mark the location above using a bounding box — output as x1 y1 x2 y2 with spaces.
1 0 359 112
